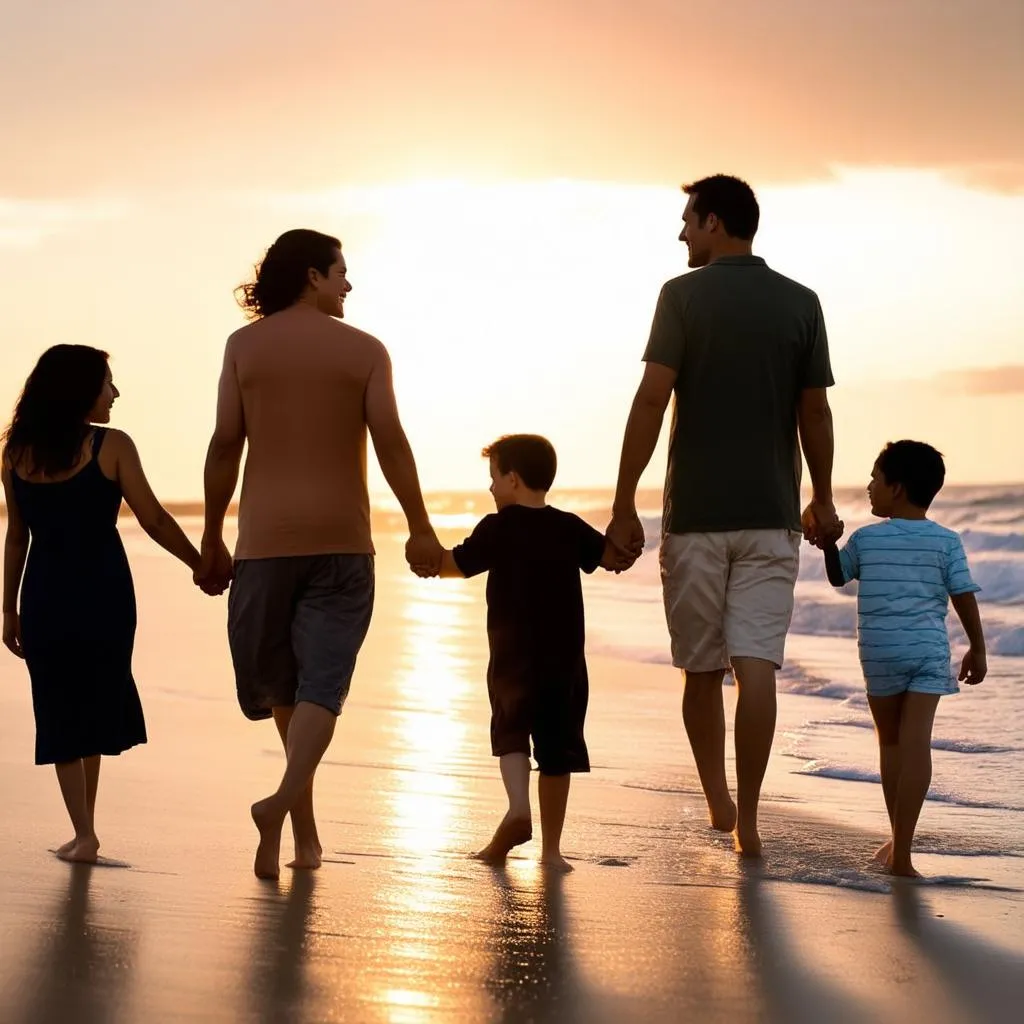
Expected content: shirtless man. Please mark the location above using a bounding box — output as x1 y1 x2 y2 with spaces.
199 228 441 879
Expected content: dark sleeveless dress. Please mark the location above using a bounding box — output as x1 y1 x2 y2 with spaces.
12 428 146 764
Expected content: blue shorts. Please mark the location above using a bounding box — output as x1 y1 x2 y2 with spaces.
228 554 375 720
862 657 958 699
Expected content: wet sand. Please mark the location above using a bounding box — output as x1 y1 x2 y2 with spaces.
0 528 1021 1023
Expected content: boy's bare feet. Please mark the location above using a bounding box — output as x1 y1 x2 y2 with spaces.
888 857 922 879
540 852 574 873
251 799 284 880
709 798 738 833
873 840 893 868
733 825 762 858
56 835 100 864
471 814 532 864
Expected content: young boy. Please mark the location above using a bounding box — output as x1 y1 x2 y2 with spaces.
822 440 986 877
428 434 634 872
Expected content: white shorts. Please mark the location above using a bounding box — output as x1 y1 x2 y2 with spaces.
660 530 801 672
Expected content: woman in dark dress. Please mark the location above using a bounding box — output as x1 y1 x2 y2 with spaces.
2 345 203 864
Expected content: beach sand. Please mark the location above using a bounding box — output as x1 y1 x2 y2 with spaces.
0 525 1021 1023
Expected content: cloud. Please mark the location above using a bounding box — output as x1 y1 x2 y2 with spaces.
933 366 1024 395
0 198 130 248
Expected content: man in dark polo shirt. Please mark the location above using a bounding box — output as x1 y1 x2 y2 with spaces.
608 174 841 857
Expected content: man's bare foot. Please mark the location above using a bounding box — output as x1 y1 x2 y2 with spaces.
708 798 738 833
287 842 323 870
251 799 283 880
733 825 763 858
873 840 893 868
56 836 100 864
56 838 77 856
471 815 532 864
540 852 574 873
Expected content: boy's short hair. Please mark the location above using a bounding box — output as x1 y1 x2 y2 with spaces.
876 440 946 509
482 434 557 491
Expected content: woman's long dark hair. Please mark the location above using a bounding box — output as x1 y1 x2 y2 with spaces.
2 345 109 477
235 228 341 319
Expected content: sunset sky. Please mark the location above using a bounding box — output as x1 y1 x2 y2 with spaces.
2 1 1022 498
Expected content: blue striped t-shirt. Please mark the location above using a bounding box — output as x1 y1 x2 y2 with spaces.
838 518 981 670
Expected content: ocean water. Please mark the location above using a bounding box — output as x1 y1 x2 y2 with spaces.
558 484 1024 890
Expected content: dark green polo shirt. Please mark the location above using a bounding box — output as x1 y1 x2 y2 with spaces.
643 256 834 534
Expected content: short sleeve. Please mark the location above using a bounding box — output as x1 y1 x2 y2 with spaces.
574 515 607 575
799 297 835 389
642 282 685 371
943 534 981 596
452 514 503 578
837 531 860 583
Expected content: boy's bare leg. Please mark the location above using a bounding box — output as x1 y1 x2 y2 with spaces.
272 707 322 870
891 692 941 878
251 702 336 880
682 669 737 832
730 657 777 857
472 753 532 864
57 755 101 857
54 759 100 863
538 773 573 872
867 694 905 867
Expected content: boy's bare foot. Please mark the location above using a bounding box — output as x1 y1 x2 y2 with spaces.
251 799 283 880
709 798 738 833
540 852 574 873
873 840 893 868
57 836 100 864
471 815 532 864
287 842 323 870
733 825 763 858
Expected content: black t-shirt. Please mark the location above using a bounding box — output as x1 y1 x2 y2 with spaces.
452 504 606 691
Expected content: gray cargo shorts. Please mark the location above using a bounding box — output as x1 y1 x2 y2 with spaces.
227 554 374 721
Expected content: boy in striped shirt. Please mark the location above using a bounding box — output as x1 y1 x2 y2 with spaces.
823 440 986 877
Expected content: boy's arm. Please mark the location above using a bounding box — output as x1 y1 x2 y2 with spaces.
951 591 987 685
438 550 465 579
822 541 846 587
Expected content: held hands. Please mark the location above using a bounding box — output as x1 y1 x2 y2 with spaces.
605 509 646 574
406 528 443 579
194 534 234 596
801 498 844 549
2 612 23 659
958 648 987 686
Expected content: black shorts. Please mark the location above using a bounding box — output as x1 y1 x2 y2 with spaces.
488 673 590 775
227 554 374 721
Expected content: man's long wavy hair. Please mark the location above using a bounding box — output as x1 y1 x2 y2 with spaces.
235 228 342 319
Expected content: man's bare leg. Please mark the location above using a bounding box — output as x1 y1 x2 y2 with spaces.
891 692 940 878
472 753 532 864
251 701 337 880
730 657 778 857
57 755 101 857
54 759 99 863
867 694 905 867
538 773 573 872
272 707 322 870
682 669 737 831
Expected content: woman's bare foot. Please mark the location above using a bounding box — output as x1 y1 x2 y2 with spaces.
873 840 894 868
56 835 100 864
709 798 738 833
287 842 323 870
888 857 922 879
251 799 283 880
733 825 763 858
540 852 574 873
471 814 532 864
